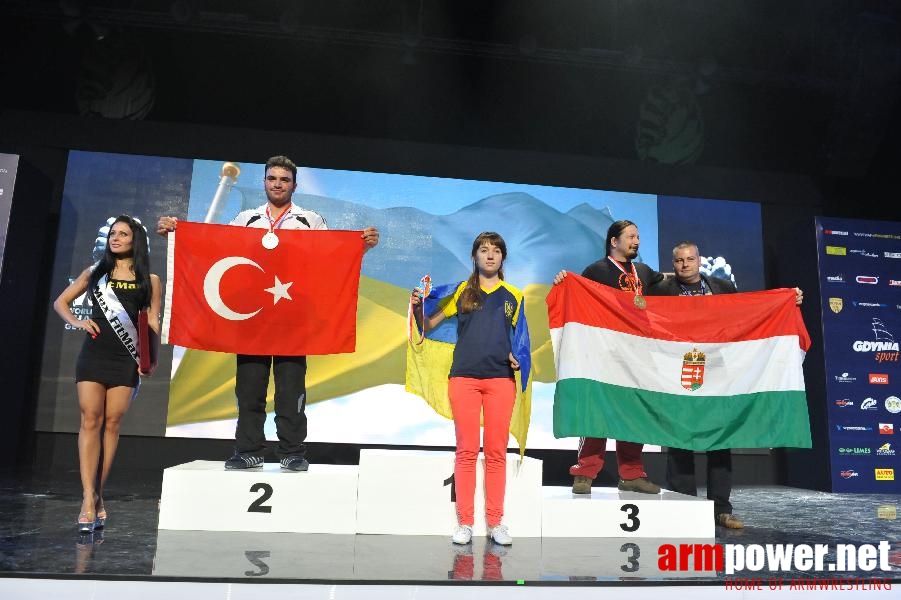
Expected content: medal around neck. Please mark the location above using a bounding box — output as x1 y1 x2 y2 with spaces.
262 231 280 250
633 294 647 310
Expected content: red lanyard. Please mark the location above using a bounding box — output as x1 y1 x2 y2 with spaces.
607 256 642 294
265 203 293 231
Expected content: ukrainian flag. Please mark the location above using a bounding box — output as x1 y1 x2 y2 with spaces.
405 282 532 455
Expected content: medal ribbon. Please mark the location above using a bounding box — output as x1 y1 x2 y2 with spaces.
265 203 294 233
607 256 643 296
407 274 432 345
678 278 710 296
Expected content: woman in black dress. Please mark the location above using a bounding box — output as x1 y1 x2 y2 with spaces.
53 215 161 533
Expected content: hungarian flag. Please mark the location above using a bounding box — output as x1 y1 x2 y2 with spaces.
163 222 364 356
547 273 812 450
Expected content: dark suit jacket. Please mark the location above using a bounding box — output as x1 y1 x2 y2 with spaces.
648 274 736 296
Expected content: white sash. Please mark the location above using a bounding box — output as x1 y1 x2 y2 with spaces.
92 274 140 365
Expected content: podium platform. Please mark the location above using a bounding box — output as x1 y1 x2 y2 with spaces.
356 449 543 536
542 486 715 538
157 451 713 539
158 460 359 533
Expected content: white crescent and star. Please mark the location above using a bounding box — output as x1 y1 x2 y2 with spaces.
202 257 295 321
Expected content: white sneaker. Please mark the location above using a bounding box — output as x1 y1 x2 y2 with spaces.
451 524 473 544
487 524 513 546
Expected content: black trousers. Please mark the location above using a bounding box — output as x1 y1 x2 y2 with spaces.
666 448 733 515
234 354 307 459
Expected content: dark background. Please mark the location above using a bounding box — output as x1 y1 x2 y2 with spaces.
4 0 901 490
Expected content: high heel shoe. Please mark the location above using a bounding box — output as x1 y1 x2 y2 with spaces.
77 511 96 534
94 507 107 530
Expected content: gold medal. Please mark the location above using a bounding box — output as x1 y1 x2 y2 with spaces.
633 294 647 310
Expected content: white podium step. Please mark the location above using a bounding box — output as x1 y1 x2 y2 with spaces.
158 460 359 533
156 454 713 539
355 449 543 537
541 486 714 538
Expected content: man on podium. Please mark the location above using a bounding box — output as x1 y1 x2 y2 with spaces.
648 241 803 529
553 219 664 495
158 155 379 472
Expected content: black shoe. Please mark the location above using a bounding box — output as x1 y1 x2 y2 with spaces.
224 453 263 470
280 456 309 472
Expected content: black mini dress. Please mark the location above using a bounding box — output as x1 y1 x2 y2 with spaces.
75 279 144 388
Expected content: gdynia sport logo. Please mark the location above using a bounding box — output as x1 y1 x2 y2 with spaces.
658 540 893 588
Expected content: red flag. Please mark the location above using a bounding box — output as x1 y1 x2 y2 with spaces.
163 222 364 356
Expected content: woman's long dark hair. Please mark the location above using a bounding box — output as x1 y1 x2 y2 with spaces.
87 215 152 308
605 219 636 256
458 231 507 314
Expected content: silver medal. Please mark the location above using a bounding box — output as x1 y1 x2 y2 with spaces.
262 231 280 250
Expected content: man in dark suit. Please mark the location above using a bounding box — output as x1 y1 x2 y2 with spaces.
648 241 802 529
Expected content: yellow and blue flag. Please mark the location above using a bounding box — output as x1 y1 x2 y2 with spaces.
405 282 532 455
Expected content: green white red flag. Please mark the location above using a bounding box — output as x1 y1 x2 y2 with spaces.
547 273 812 450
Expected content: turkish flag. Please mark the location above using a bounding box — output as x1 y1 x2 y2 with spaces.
163 222 364 356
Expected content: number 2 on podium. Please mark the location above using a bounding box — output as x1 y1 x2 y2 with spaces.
248 482 274 513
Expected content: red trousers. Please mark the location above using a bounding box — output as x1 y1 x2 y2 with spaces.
448 377 515 528
568 437 647 480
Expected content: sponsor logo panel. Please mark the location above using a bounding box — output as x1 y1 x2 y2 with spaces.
860 397 877 411
853 232 901 240
886 252 901 259
876 443 896 456
825 230 849 236
852 318 899 362
879 423 894 434
835 424 874 432
855 275 879 284
885 396 901 414
837 446 871 455
875 468 895 481
834 399 853 407
849 249 879 258
853 301 888 308
840 469 859 479
826 274 845 283
826 246 847 256
869 373 889 384
829 298 843 313
834 372 857 383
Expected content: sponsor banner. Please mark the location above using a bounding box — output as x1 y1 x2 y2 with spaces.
875 443 895 456
875 468 894 481
885 396 901 414
818 217 901 493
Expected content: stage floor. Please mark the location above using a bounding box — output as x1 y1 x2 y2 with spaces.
0 466 898 592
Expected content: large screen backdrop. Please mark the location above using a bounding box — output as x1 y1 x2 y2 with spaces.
816 217 900 493
0 153 19 283
37 151 764 450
